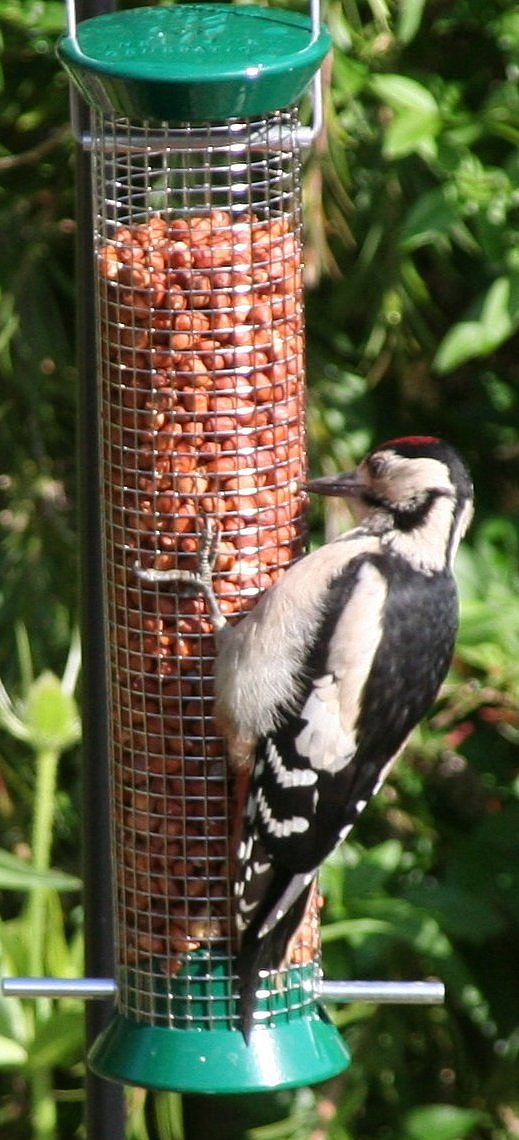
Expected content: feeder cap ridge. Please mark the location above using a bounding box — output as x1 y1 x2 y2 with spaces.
57 3 332 122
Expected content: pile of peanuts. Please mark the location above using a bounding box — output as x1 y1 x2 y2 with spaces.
98 208 319 1004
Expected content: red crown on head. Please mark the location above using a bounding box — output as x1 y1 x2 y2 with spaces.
383 435 441 449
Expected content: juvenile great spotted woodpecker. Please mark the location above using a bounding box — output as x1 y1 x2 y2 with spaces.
135 436 474 1043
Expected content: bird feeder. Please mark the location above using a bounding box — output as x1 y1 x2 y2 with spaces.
0 5 448 1122
57 0 351 1094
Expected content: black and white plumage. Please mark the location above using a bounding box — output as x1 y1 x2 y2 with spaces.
211 435 473 1041
133 434 473 1042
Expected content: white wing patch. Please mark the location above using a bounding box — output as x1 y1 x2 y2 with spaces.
256 787 309 839
295 678 356 774
295 562 388 775
265 738 318 788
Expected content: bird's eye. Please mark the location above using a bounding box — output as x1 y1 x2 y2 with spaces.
367 454 387 479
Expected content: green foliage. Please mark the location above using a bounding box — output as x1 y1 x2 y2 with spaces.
0 0 77 686
306 0 519 511
0 634 83 1139
302 10 519 1134
311 515 519 1138
0 1 518 1139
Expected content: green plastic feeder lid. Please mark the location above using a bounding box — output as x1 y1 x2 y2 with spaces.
57 3 331 123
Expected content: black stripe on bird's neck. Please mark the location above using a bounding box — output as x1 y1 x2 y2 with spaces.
366 490 441 533
392 491 442 532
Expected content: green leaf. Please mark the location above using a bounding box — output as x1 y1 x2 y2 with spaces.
1 2 66 34
0 678 30 742
399 188 460 250
369 76 441 158
433 321 487 372
0 918 32 977
321 918 392 944
342 840 404 898
397 0 426 44
0 1035 28 1067
384 108 440 159
435 275 519 370
0 849 81 893
481 274 519 344
14 624 34 698
401 882 505 942
370 74 439 115
45 891 82 977
0 974 29 1053
333 54 369 98
405 1104 484 1140
364 838 404 872
25 1007 84 1073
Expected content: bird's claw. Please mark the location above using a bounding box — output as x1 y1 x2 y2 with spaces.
196 516 221 587
133 517 226 631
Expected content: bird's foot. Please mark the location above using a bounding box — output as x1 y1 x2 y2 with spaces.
133 518 227 631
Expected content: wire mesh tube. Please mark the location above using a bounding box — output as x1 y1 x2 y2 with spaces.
92 108 320 1039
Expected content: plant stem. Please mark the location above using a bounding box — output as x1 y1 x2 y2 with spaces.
26 746 60 1140
28 747 60 976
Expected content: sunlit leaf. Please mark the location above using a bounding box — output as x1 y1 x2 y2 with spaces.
321 918 392 944
383 107 440 158
370 74 439 114
397 0 426 43
0 849 81 892
405 1104 484 1140
435 275 519 370
0 979 28 1052
0 1035 28 1066
481 274 519 344
433 320 487 372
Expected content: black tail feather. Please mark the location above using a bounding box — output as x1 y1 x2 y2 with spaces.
235 881 313 1044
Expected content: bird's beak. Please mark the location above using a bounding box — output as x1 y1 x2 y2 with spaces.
305 469 365 500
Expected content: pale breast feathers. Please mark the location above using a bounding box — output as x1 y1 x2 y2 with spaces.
294 560 389 775
213 531 382 750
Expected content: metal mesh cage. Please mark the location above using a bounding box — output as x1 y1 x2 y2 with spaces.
92 107 320 1036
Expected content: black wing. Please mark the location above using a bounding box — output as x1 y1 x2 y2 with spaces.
235 555 458 1038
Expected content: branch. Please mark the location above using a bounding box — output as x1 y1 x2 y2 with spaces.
0 127 70 172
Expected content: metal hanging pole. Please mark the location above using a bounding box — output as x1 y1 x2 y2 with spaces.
73 2 124 1138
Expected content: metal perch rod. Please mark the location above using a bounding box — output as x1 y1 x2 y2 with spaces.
1 977 445 1004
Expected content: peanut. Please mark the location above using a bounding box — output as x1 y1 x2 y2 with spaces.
98 207 315 981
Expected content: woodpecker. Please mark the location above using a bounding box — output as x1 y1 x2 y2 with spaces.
135 436 473 1043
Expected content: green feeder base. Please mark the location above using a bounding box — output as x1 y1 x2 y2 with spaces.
88 955 350 1093
88 1007 350 1094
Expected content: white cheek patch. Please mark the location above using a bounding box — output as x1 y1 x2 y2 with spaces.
387 455 455 501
